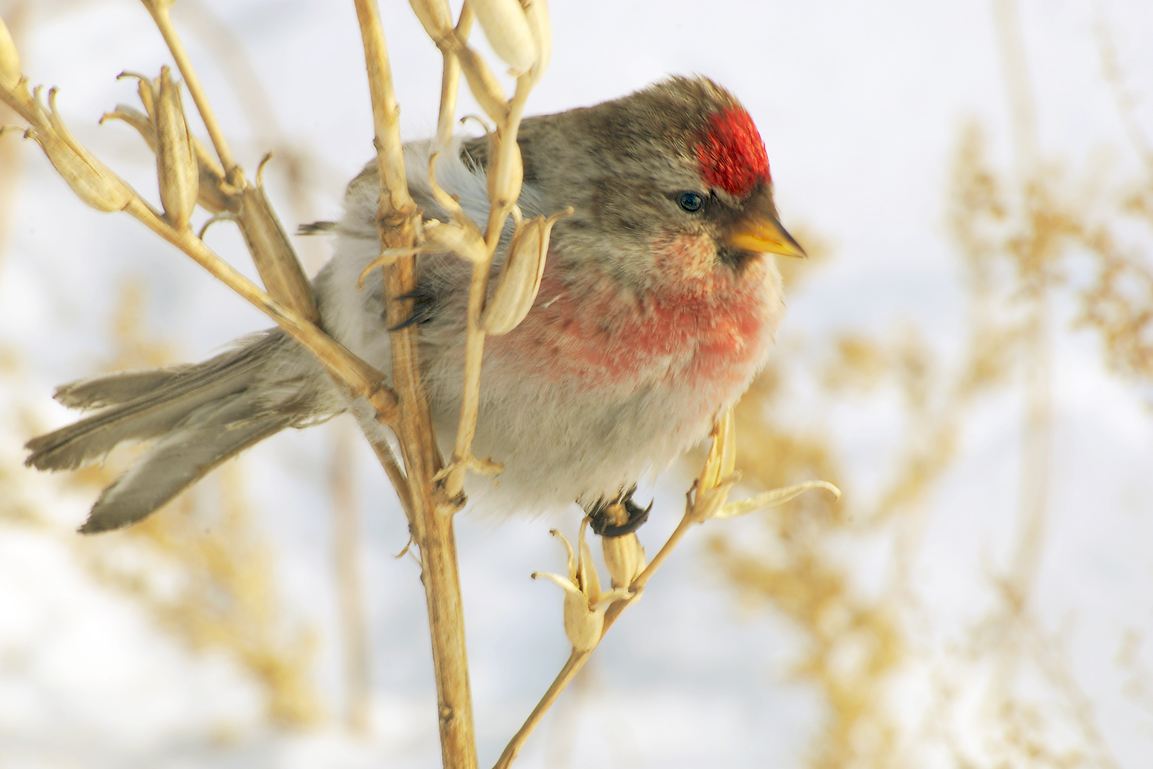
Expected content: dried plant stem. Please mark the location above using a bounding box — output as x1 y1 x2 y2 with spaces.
116 196 398 419
495 503 699 768
433 5 472 150
368 437 414 521
353 2 477 768
444 75 534 498
494 649 590 769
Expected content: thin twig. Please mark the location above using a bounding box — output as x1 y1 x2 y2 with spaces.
494 498 702 767
494 650 591 769
444 74 536 498
117 196 398 419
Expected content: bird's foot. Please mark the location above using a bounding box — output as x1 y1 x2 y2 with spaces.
388 286 438 331
588 486 652 538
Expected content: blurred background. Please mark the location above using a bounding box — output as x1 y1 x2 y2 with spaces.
2 1 1152 767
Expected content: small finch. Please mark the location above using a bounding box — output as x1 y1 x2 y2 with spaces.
25 76 805 534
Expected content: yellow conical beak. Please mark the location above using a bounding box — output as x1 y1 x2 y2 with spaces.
726 213 807 259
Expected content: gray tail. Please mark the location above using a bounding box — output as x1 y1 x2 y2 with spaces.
26 331 320 533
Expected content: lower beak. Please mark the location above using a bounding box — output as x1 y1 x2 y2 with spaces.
726 214 807 259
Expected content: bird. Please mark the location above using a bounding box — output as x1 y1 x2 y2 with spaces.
24 75 806 535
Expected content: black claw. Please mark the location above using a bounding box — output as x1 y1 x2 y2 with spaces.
297 220 337 236
387 286 438 331
588 486 652 538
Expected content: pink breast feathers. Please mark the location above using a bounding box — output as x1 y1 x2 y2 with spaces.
695 107 771 198
493 265 777 396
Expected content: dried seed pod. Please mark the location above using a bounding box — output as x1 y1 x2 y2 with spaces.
0 16 21 91
239 176 318 322
30 89 133 213
482 210 567 335
599 507 646 590
470 0 537 74
486 135 523 209
691 409 737 521
102 104 236 214
28 127 133 213
561 582 603 653
155 67 198 230
533 526 631 653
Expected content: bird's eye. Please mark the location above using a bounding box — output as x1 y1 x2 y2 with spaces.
676 191 706 213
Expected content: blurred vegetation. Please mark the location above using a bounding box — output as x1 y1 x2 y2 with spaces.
705 6 1153 768
1 0 1151 766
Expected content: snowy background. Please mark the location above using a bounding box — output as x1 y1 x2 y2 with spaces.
2 1 1152 768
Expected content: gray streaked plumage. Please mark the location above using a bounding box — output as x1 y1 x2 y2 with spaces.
26 77 792 533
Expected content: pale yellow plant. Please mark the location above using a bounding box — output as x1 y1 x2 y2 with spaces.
1 4 842 767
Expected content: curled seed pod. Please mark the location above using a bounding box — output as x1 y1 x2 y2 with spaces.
238 172 318 322
408 0 453 37
482 209 567 335
0 16 21 91
156 67 198 230
470 0 537 74
31 89 133 213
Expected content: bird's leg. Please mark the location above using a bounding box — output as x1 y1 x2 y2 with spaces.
587 485 653 538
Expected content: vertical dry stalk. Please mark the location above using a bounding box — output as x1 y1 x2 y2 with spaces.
351 3 477 767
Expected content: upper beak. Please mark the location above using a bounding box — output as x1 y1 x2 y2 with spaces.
726 212 807 259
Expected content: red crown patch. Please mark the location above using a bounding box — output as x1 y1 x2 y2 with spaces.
695 107 770 197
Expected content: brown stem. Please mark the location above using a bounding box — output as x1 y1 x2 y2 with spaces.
121 197 398 420
493 650 592 769
352 2 477 767
495 500 703 767
443 74 535 499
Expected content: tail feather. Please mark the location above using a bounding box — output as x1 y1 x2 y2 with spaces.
24 331 325 533
53 368 195 409
26 333 284 472
80 399 294 533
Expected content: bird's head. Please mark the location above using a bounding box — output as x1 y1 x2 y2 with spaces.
485 76 805 292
